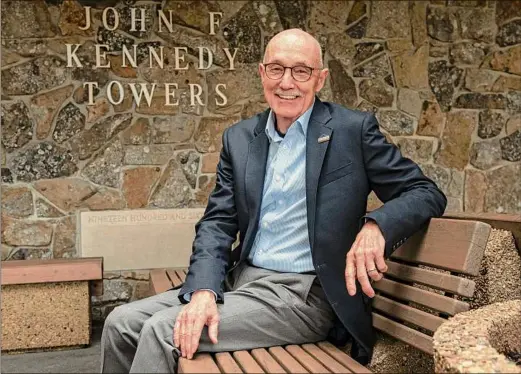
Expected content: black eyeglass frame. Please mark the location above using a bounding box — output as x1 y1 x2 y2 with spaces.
262 63 322 82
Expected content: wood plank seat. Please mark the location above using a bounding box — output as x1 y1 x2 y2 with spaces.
148 217 492 372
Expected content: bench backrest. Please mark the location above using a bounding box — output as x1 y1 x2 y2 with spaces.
373 218 491 354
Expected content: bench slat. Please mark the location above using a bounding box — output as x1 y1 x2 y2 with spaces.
166 269 183 287
149 269 173 294
251 348 286 373
179 354 220 373
176 269 187 282
373 313 433 355
390 219 490 275
1 257 103 285
316 342 372 374
215 352 243 373
286 345 330 373
385 261 475 297
268 346 308 373
374 278 469 315
301 344 351 373
373 295 445 332
233 351 265 373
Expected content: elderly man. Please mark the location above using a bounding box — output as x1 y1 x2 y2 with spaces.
101 29 446 373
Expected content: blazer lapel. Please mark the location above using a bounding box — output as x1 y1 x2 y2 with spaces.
306 98 333 252
241 110 270 260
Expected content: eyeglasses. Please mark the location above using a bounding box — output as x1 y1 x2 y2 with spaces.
263 63 320 82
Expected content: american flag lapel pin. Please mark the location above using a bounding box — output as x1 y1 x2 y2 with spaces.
318 135 330 143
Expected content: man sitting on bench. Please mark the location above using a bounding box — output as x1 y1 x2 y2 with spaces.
100 29 447 373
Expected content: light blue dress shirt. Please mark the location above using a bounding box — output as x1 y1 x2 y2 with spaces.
247 103 315 273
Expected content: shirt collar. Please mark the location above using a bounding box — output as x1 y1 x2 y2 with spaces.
265 98 315 143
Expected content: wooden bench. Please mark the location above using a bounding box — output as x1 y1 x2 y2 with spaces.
1 257 103 352
148 217 491 373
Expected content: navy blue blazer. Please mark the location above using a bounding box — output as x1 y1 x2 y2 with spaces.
178 97 447 362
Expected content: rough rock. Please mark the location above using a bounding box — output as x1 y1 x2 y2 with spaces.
1 186 33 218
149 159 193 208
1 101 35 152
469 140 502 170
376 110 416 136
492 76 521 92
396 138 434 163
1 50 22 66
2 169 13 183
82 188 126 211
327 33 355 69
456 8 496 43
496 0 521 26
176 151 200 189
7 248 52 261
417 101 445 137
201 153 220 174
1 216 53 247
347 17 368 39
346 1 366 26
506 115 521 135
428 60 463 111
105 4 154 39
353 42 384 65
97 29 135 53
68 113 132 160
488 45 521 76
397 89 423 118
366 1 411 39
53 215 76 258
464 69 498 93
478 110 505 139
122 167 162 209
359 79 394 107
194 116 241 153
82 140 125 188
138 50 203 87
93 280 133 304
435 111 476 170
74 84 100 105
496 19 521 47
108 55 137 79
58 0 94 36
162 0 220 34
429 40 448 58
1 56 67 95
328 60 358 109
2 39 49 57
133 90 179 116
454 93 508 110
464 169 486 213
123 144 174 165
86 98 110 124
353 54 390 80
195 175 216 207
449 42 486 65
9 142 77 182
35 198 64 218
308 1 351 34
34 178 96 212
391 45 429 89
30 85 74 139
222 3 262 64
53 103 85 143
500 130 521 162
241 101 269 120
1 0 56 38
70 41 109 88
484 164 521 213
427 6 458 42
121 117 151 145
274 0 308 30
507 91 521 115
152 116 196 144
410 1 428 46
207 64 263 114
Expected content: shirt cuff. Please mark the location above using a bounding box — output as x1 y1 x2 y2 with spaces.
183 289 218 302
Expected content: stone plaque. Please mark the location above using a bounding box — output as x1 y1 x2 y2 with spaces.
79 209 205 271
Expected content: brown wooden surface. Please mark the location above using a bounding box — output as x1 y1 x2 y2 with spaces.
390 218 491 275
215 352 243 373
176 269 187 282
251 348 286 373
179 353 221 373
385 261 476 297
316 342 372 374
444 212 521 250
268 346 308 373
166 269 183 287
286 345 330 373
149 269 173 294
301 344 351 373
233 351 265 373
1 257 103 285
374 278 469 315
373 295 445 332
372 313 433 355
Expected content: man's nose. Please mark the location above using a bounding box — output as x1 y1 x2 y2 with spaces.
279 68 295 88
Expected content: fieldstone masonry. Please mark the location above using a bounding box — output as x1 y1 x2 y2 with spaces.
1 0 520 362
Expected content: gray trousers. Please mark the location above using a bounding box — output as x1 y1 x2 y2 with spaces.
100 263 335 373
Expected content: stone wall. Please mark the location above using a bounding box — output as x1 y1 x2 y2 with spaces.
1 1 521 307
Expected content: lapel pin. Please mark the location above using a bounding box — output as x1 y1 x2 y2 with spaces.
318 135 330 143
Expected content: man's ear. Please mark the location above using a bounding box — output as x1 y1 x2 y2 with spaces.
316 68 329 92
258 63 264 77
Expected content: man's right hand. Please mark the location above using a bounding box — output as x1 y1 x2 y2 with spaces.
173 290 220 360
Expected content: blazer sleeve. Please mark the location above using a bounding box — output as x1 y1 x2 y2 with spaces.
178 128 239 304
361 113 447 258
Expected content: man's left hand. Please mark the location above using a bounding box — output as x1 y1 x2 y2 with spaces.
345 220 387 298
